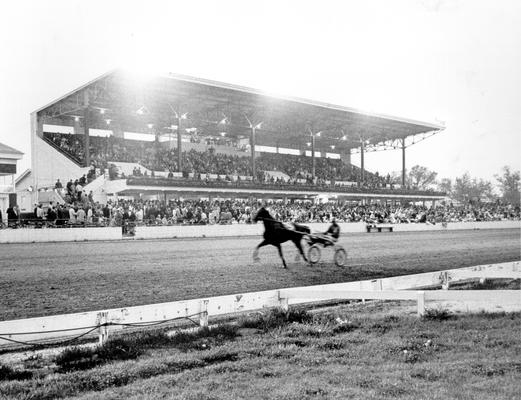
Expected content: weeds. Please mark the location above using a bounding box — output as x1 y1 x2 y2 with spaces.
409 367 442 381
471 362 521 377
388 335 440 364
170 324 239 351
200 350 239 364
56 338 142 372
238 308 313 331
422 306 454 321
54 325 239 372
0 363 32 381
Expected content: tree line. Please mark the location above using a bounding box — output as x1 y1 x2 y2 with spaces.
402 165 520 205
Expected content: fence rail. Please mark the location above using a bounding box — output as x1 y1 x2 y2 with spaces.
0 261 519 349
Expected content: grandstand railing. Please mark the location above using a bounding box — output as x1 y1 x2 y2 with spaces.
126 177 446 197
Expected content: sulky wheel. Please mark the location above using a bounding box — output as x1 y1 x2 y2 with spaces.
333 246 347 267
308 244 321 264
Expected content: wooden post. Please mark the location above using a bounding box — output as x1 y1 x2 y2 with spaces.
97 311 109 345
441 271 450 290
278 290 289 312
416 291 425 317
199 300 209 328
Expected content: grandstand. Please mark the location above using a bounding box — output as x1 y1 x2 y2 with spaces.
16 69 445 211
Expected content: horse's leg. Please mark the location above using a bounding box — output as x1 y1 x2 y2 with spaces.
276 244 287 268
294 237 308 263
253 239 268 262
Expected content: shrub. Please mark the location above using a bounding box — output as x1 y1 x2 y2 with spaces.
239 308 312 331
55 338 142 372
0 363 32 381
55 346 100 372
422 306 453 321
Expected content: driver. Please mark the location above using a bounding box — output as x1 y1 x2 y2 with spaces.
312 217 340 247
324 217 340 242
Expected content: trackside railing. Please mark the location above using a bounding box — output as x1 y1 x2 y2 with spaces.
0 261 519 349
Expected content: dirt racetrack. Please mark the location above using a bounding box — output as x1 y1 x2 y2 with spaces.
1 228 520 320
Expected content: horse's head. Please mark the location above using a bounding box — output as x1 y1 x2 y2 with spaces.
253 207 271 223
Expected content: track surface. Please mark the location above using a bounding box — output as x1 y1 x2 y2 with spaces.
1 228 519 320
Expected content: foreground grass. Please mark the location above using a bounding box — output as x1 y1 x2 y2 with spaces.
1 304 520 400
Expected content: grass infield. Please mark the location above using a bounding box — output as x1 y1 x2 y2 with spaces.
1 294 520 400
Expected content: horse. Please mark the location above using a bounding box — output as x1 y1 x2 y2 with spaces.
252 207 310 268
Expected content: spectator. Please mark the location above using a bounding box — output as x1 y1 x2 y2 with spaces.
76 206 86 225
47 206 57 225
69 206 77 224
75 181 83 201
56 204 67 226
6 205 19 227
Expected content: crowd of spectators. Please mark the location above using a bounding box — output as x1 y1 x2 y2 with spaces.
3 197 519 231
44 132 390 187
33 132 520 231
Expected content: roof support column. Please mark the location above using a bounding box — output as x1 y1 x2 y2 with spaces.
176 116 182 173
401 138 406 187
360 138 365 185
250 126 256 180
311 133 316 183
83 106 90 167
245 117 261 181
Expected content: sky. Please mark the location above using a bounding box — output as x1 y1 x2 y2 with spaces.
0 0 520 185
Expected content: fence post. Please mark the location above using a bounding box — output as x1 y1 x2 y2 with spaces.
278 291 289 312
416 291 425 317
441 272 450 290
97 311 109 345
372 279 383 291
199 300 209 328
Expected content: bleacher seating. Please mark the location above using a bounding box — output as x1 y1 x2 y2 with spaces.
42 131 394 189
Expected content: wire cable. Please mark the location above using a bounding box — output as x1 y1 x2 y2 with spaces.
0 312 204 349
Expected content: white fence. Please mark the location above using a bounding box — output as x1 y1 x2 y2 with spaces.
0 261 518 349
0 227 122 244
133 220 520 240
0 220 518 243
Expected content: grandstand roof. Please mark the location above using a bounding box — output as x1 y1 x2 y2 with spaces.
0 142 24 156
36 69 444 153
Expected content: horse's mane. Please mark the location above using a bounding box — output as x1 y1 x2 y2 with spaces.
259 207 273 220
256 207 281 229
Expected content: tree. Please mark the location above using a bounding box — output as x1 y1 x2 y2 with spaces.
495 166 520 205
453 172 494 203
437 178 453 196
406 165 438 190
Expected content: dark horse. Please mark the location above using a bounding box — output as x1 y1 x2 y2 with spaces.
253 207 310 268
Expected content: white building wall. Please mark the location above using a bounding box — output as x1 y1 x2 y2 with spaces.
33 136 90 189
